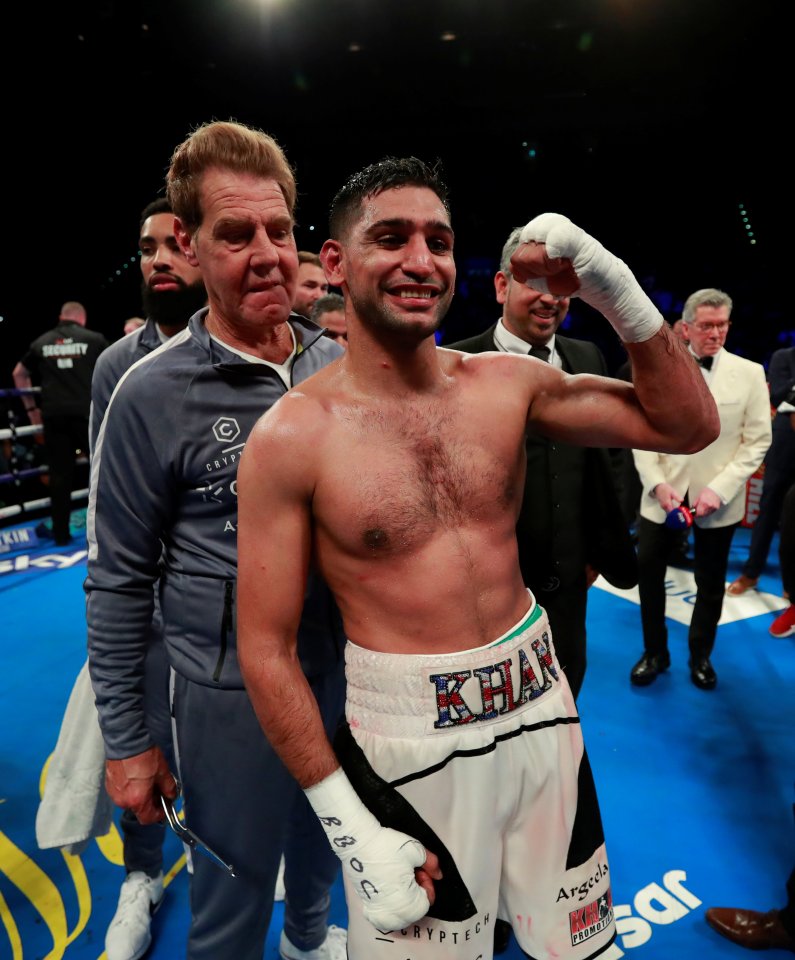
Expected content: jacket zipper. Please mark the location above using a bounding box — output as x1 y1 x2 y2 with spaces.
213 581 234 682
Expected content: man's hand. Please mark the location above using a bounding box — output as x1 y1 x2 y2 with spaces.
27 409 43 430
652 482 683 515
509 238 580 298
105 746 177 825
691 487 722 518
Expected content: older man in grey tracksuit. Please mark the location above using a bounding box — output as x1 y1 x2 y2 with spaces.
85 120 348 960
86 304 347 959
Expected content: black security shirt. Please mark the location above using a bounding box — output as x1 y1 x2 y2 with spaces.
21 321 109 417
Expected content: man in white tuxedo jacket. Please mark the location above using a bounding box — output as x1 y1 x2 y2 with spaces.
630 288 771 690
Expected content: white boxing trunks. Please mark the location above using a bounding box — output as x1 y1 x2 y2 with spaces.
335 597 615 960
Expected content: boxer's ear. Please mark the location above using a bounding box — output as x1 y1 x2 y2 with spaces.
321 240 345 287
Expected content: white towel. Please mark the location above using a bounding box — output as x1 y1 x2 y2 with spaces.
35 660 113 854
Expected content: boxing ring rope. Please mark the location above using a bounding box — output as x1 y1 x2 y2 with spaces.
0 387 88 524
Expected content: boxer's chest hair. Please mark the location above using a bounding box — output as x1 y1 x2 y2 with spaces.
345 400 515 553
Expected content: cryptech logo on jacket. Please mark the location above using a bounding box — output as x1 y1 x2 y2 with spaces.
204 416 245 476
212 416 240 444
201 416 247 532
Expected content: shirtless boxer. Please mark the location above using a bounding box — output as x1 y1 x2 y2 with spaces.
236 157 719 960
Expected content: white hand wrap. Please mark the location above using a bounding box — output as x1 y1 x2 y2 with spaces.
305 768 430 930
519 213 664 343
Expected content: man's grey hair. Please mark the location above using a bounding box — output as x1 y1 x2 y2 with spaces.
499 227 525 276
310 293 345 323
683 288 733 324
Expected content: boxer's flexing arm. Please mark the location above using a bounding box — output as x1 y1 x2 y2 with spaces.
237 401 441 931
511 214 720 454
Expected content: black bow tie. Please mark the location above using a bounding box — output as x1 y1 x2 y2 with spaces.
529 345 551 362
696 355 713 371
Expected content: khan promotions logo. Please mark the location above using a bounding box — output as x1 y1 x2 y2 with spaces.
569 888 613 946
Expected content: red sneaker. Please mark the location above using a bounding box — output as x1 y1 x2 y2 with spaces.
769 604 795 638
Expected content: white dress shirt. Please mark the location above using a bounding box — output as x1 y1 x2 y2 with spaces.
493 318 562 369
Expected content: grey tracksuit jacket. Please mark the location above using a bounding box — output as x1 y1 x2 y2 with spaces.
89 318 165 450
85 309 345 759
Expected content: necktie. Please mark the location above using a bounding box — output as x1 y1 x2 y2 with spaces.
529 345 551 363
697 355 713 371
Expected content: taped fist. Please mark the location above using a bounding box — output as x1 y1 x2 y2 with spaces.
336 822 438 930
307 768 442 931
512 213 663 344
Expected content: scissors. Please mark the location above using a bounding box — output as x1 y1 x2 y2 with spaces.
160 786 236 877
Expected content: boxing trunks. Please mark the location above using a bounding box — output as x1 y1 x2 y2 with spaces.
336 597 615 960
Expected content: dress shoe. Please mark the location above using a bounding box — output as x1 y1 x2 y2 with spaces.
727 574 758 596
689 657 717 690
705 906 795 952
630 651 670 686
493 919 512 954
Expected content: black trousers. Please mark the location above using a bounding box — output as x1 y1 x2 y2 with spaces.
42 414 88 543
782 865 795 935
535 580 587 701
780 483 795 600
742 437 795 578
637 516 738 660
781 797 795 936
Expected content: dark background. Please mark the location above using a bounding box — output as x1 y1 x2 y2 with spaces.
2 0 786 380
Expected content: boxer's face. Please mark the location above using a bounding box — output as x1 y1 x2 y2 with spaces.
323 185 455 341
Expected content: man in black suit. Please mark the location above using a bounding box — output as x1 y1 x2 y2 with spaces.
727 345 795 597
450 225 637 700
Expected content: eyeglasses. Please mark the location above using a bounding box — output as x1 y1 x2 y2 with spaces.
690 321 731 334
161 787 236 877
